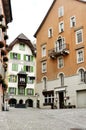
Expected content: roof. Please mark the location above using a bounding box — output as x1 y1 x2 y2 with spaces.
34 0 86 38
7 33 36 56
2 0 13 24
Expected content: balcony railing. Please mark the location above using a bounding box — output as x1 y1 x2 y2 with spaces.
48 43 69 59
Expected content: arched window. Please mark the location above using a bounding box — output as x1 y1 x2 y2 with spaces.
78 69 84 82
59 73 64 86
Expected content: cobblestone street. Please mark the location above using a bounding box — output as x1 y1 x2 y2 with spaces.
0 108 86 130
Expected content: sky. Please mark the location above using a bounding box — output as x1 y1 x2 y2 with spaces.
7 0 53 44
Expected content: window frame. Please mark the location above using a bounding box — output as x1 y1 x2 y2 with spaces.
58 6 64 18
19 43 25 51
76 29 83 44
78 69 85 82
48 27 53 38
70 16 76 28
9 87 16 95
12 64 18 71
59 21 64 33
58 56 64 68
77 49 84 63
42 61 47 73
42 45 46 57
59 73 64 86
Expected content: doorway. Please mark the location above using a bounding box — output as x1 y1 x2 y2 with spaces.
59 91 64 108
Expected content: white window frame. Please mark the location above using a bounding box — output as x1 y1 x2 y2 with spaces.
70 16 76 28
78 69 85 82
48 27 53 38
42 45 46 57
77 49 84 63
59 73 64 86
58 56 64 68
76 29 83 44
58 6 64 17
59 21 64 33
42 61 47 73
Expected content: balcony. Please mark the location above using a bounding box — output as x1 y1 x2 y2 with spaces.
48 43 69 59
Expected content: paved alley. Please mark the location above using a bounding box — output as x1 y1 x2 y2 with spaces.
0 108 86 130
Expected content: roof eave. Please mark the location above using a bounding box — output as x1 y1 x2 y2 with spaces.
2 0 13 24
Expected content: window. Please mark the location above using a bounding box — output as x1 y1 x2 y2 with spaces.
26 66 30 72
12 64 18 71
10 52 21 60
48 28 53 38
58 6 64 17
20 77 25 82
19 43 25 51
58 57 64 68
70 16 76 27
24 65 33 72
26 55 30 61
76 29 83 44
42 45 46 57
24 55 33 62
77 49 84 63
78 69 85 82
55 37 65 52
9 88 16 95
43 77 47 90
42 62 47 73
27 89 34 95
59 73 64 86
44 93 54 104
27 77 34 84
59 21 64 33
19 87 25 95
13 53 17 59
9 75 17 82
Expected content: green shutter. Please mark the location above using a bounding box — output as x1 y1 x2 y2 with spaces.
10 52 13 59
32 89 34 95
18 54 21 60
24 65 26 71
24 55 26 61
25 88 27 96
30 66 33 72
30 55 33 61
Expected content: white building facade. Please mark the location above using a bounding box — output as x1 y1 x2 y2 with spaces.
7 34 36 108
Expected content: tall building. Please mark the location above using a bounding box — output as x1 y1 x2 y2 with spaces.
34 0 86 108
0 0 12 110
7 33 36 108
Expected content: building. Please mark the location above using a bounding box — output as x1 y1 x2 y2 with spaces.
0 0 12 110
34 0 86 108
7 33 36 108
